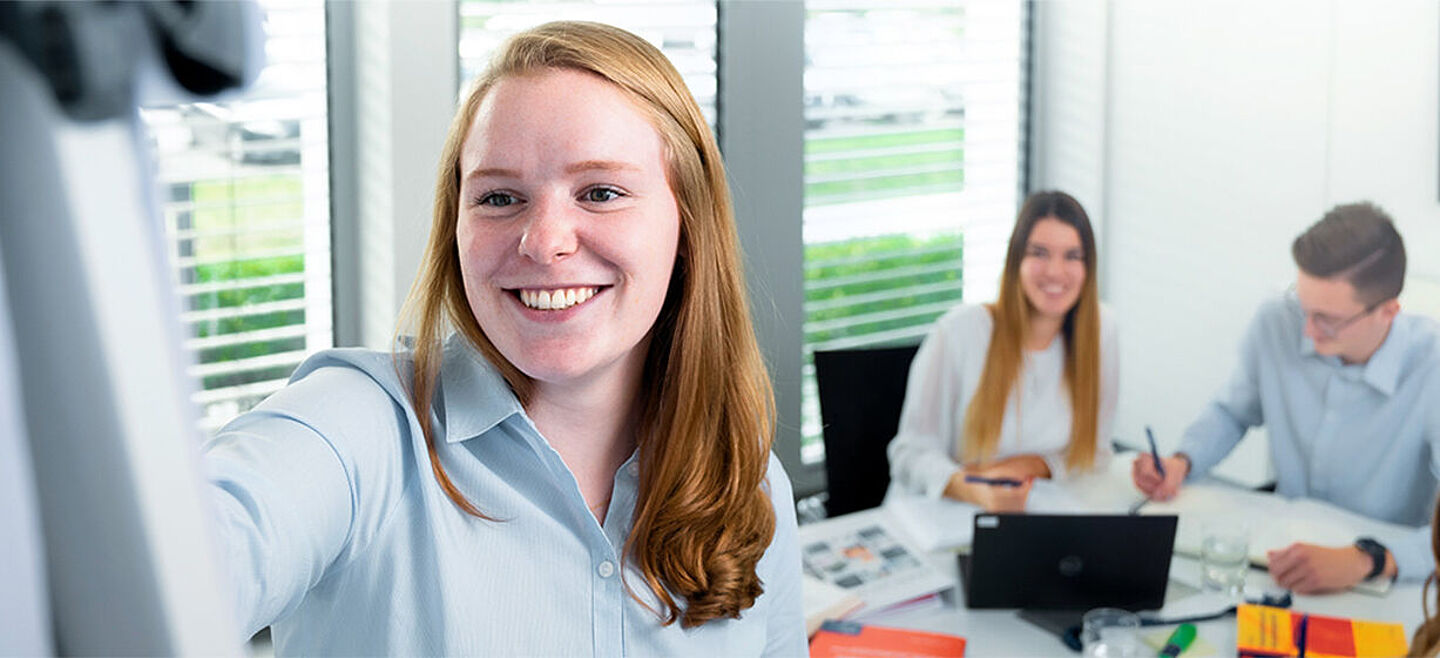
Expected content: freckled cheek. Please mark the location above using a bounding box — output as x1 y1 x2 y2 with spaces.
455 222 511 303
457 219 511 263
600 218 680 284
454 227 481 286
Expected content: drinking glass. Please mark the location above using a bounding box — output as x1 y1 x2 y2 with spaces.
1080 607 1141 658
1201 519 1250 600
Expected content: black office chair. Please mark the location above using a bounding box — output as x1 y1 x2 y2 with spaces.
813 343 919 518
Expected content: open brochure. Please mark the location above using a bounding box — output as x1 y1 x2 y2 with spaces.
801 576 863 637
798 509 954 617
1136 483 1412 595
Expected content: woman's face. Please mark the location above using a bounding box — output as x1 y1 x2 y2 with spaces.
456 68 681 390
1019 217 1086 321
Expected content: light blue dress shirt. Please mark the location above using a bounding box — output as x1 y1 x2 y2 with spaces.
203 336 805 655
1178 294 1440 580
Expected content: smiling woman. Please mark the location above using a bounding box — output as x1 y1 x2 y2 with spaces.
886 190 1119 513
455 68 681 396
201 21 802 656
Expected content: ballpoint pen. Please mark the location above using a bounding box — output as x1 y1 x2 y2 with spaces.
1146 425 1166 479
964 475 1024 487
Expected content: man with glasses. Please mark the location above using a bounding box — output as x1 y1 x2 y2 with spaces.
1132 202 1440 594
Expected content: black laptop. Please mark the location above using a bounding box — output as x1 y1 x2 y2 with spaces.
959 513 1178 610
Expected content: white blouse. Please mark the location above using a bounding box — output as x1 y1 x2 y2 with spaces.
886 303 1119 498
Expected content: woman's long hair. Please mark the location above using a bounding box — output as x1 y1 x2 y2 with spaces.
398 21 776 628
961 190 1102 472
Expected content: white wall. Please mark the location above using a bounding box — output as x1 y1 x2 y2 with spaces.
1033 0 1440 484
330 1 459 349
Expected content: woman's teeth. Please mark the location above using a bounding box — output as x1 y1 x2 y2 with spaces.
518 287 598 311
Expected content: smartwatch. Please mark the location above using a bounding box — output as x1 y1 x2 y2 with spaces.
1354 537 1388 580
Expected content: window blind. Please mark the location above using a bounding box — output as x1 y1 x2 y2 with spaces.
139 0 331 433
458 0 717 126
801 0 1027 462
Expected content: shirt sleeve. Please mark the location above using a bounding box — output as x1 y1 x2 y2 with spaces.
203 365 408 636
886 315 964 498
1177 305 1269 478
1397 379 1440 581
1390 524 1435 583
760 454 807 657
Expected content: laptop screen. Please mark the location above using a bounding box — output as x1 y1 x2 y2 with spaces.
961 514 1178 610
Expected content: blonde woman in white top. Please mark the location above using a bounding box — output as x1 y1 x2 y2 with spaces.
887 190 1118 512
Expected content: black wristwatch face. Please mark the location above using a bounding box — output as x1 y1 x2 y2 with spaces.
1355 538 1387 580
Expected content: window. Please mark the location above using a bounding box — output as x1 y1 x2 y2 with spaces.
139 0 331 433
801 1 1028 462
458 0 717 125
454 0 1029 474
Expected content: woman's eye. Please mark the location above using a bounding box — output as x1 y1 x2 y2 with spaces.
582 187 624 203
1065 250 1085 261
477 192 518 208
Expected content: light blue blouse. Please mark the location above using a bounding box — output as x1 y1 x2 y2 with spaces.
1178 294 1440 580
203 336 805 655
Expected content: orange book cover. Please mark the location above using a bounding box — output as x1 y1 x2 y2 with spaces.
809 620 966 658
1236 604 1407 657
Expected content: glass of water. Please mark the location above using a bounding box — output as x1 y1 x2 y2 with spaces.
1201 520 1250 599
1080 607 1141 658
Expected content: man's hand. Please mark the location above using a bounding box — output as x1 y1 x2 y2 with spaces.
1131 454 1188 501
1266 543 1374 594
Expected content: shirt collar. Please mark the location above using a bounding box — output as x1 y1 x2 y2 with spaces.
1360 317 1407 397
439 334 525 443
1297 313 1407 397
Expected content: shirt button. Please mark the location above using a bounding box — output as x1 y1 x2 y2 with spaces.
598 560 616 578
627 463 640 477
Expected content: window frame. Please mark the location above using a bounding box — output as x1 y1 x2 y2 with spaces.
325 0 1033 499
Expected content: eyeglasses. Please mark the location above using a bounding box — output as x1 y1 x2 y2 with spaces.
1286 288 1384 340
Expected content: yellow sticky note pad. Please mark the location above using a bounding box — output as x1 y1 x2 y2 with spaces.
1142 628 1218 656
1237 604 1297 656
1347 619 1408 657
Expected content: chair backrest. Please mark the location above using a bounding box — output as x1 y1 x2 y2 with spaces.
813 343 919 517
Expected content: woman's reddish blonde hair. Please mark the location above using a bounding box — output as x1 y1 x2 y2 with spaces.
1409 502 1440 656
397 21 776 628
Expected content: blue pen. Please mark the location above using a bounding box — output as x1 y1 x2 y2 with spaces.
964 475 1024 487
1146 425 1166 479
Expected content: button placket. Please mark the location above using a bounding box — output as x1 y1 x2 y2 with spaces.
1312 372 1357 494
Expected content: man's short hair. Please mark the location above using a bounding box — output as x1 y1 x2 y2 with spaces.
1291 202 1406 306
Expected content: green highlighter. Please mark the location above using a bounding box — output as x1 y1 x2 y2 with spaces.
1159 623 1197 657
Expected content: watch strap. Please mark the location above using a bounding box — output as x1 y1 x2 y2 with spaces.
1355 537 1387 580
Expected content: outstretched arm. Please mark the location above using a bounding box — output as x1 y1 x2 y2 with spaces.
205 366 406 636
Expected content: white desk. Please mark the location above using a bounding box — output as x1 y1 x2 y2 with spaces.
805 465 1427 655
850 551 1423 656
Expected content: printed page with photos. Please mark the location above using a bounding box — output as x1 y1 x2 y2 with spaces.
799 509 954 615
